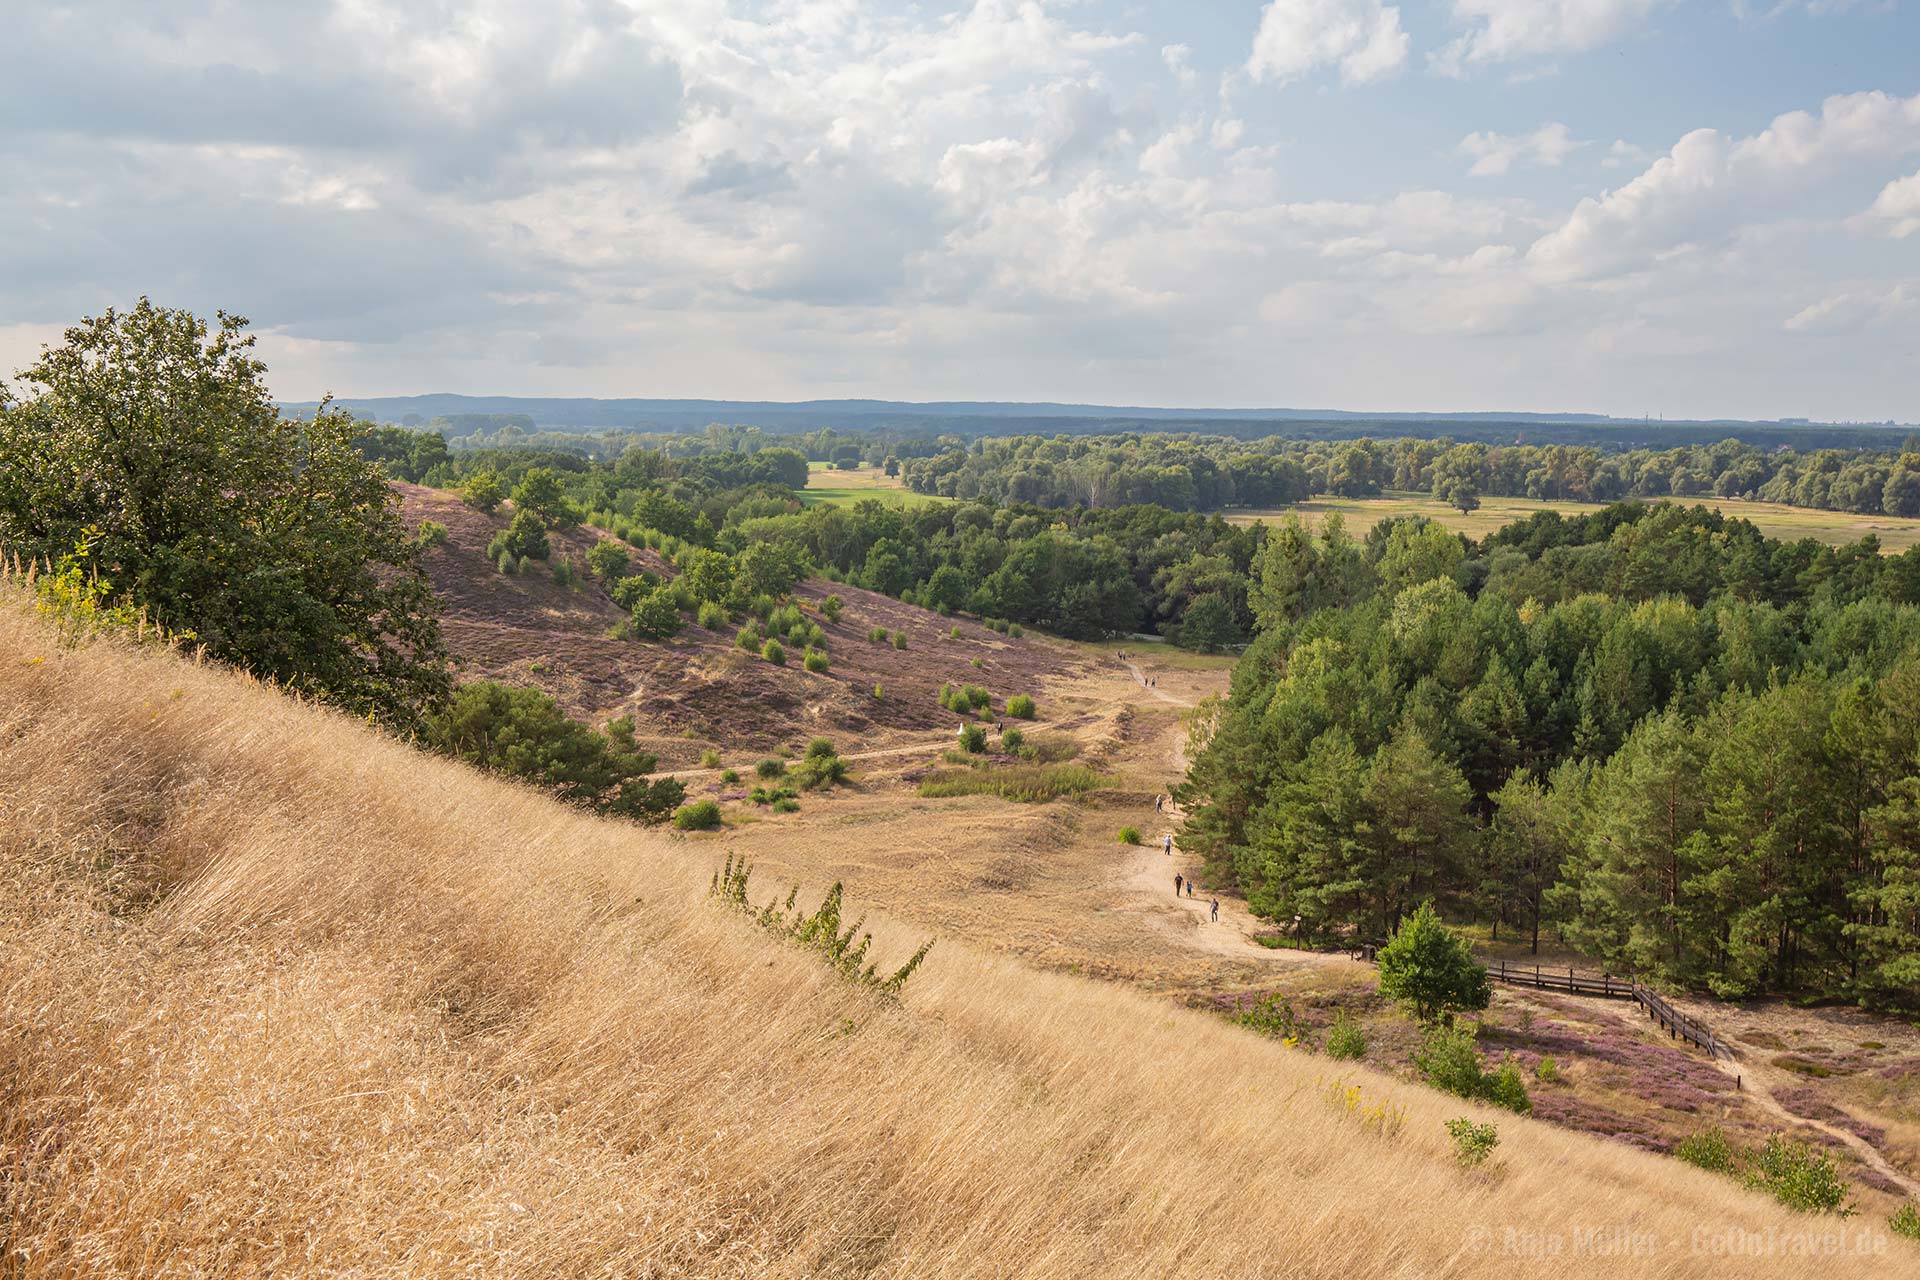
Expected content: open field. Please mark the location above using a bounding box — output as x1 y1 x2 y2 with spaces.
801 463 950 508
1224 490 1920 552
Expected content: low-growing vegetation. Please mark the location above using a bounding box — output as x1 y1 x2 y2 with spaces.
917 763 1107 802
711 856 931 995
673 798 724 831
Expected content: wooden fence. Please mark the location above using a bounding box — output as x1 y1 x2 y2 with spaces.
1353 953 1736 1063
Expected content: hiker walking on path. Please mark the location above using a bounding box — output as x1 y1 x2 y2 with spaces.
1210 898 1219 922
1174 874 1183 896
1163 834 1173 856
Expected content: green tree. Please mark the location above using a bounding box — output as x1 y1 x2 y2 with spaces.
1376 902 1492 1026
584 538 630 581
630 587 684 640
425 686 676 820
0 300 448 728
461 469 506 513
511 467 579 528
489 510 550 562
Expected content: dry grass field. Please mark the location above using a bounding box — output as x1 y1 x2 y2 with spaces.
5 598 1917 1277
800 463 950 508
1224 491 1920 552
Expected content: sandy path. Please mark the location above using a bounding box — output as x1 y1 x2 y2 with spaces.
1122 659 1196 708
1709 1044 1920 1199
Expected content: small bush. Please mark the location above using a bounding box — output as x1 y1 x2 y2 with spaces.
495 549 516 574
803 648 830 673
1445 1118 1499 1167
1236 993 1313 1050
673 799 723 831
1017 733 1079 764
1891 1202 1920 1241
999 727 1023 753
892 632 907 650
720 768 740 784
1006 693 1036 719
698 600 727 630
1483 1061 1533 1115
970 657 984 669
699 749 721 768
1008 623 1024 638
949 625 960 638
630 587 684 641
1415 1026 1531 1114
516 554 536 575
550 557 574 588
822 594 843 622
756 758 787 780
1118 825 1141 845
873 682 884 700
805 737 836 760
736 624 762 652
416 519 449 548
1325 1011 1367 1061
958 724 987 753
762 639 786 665
868 626 888 643
585 538 629 581
1744 1133 1855 1215
1674 1128 1737 1175
807 622 826 647
961 684 990 710
772 796 801 813
750 594 776 621
1535 1055 1561 1083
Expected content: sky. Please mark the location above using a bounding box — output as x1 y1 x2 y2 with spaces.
3 0 1917 420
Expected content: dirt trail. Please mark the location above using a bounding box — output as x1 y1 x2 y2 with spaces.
1114 674 1354 972
1711 1044 1920 1199
1122 659 1196 708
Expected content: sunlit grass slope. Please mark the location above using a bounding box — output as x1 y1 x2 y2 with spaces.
0 600 1907 1278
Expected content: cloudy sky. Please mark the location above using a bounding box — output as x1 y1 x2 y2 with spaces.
4 1 1917 419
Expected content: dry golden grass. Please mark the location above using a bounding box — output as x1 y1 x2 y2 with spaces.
2 601 1913 1277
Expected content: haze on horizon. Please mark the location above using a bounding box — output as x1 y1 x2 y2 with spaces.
4 1 1918 422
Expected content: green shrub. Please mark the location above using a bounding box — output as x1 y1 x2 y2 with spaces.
1118 825 1141 845
1535 1055 1561 1083
550 557 574 588
822 594 843 622
892 632 907 650
999 727 1024 753
1376 902 1491 1026
873 682 884 700
516 554 535 575
699 749 721 768
1006 693 1036 719
697 600 727 630
805 737 836 760
750 594 776 621
416 519 449 548
970 657 984 669
1016 733 1079 763
584 538 629 581
786 621 809 646
736 623 762 652
1444 1118 1499 1167
1236 992 1313 1048
762 639 786 665
630 587 684 640
868 626 888 643
949 624 960 638
461 470 506 513
1325 1011 1367 1060
756 758 787 780
710 858 932 996
803 647 830 673
1891 1202 1920 1241
962 684 990 710
1414 1026 1531 1114
807 622 826 647
673 799 723 831
772 796 801 813
1744 1134 1855 1215
720 768 740 784
1674 1128 1737 1175
488 509 550 562
1483 1061 1533 1115
1008 623 1024 638
495 549 516 574
958 724 987 753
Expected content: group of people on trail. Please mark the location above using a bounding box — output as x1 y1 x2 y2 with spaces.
1169 873 1221 922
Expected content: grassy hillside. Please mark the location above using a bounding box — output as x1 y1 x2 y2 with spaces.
2 602 1909 1277
399 483 1070 760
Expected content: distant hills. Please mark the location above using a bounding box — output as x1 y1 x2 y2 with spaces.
280 393 1914 451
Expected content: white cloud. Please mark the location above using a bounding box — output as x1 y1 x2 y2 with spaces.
1855 169 1920 237
1246 0 1410 86
1435 0 1667 74
1458 122 1582 176
1527 90 1920 282
1161 42 1195 83
1784 282 1918 334
1602 139 1650 169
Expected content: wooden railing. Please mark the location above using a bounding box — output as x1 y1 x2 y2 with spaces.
1350 953 1736 1063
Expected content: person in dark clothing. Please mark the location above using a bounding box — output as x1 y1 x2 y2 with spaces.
1210 898 1219 922
1174 874 1183 896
